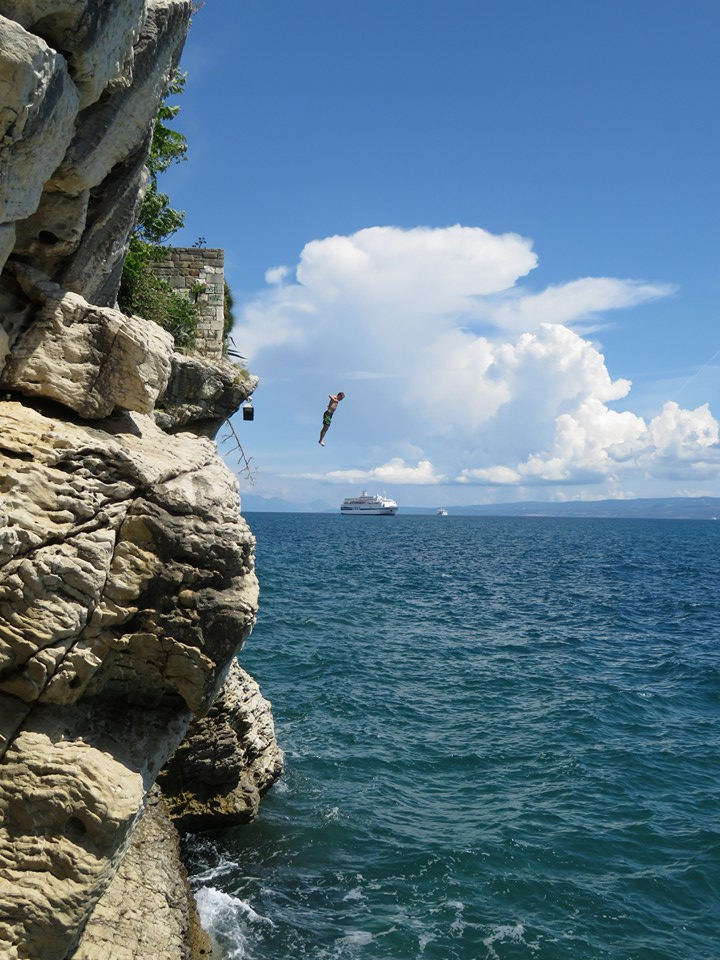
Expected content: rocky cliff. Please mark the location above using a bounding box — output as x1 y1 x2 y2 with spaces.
0 3 282 958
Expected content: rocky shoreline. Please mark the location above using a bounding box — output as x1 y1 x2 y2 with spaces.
0 3 282 957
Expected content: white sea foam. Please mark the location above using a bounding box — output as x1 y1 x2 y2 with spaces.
418 931 436 952
190 859 240 886
194 885 275 960
342 886 365 901
483 922 540 958
337 929 374 946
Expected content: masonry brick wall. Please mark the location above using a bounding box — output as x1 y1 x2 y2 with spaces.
151 248 225 359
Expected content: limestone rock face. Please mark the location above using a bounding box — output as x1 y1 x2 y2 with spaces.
0 3 282 957
156 352 260 436
0 0 147 108
0 264 174 418
58 142 152 308
0 699 189 959
159 660 284 830
0 15 80 225
0 397 261 958
50 0 192 197
73 787 212 960
0 400 258 712
0 0 191 302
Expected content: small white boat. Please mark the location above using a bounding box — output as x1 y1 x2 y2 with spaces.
437 508 448 516
340 491 398 516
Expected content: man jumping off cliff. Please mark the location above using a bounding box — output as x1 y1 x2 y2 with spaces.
319 392 345 446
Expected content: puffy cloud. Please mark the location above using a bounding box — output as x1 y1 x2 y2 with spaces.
646 402 720 477
409 323 631 440
235 227 669 366
235 224 538 360
265 265 291 284
481 277 676 334
458 465 520 485
230 224 714 499
516 400 650 482
295 224 538 311
324 458 446 485
459 400 720 487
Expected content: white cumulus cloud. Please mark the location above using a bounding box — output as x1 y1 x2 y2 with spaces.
230 224 715 499
480 277 676 334
325 458 446 485
459 400 720 487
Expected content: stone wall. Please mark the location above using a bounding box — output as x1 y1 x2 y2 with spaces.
151 247 225 360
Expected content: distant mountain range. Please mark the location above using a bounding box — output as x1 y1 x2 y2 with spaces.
405 497 720 519
241 494 720 520
241 494 334 513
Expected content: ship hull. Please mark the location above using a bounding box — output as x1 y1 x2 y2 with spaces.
340 506 397 516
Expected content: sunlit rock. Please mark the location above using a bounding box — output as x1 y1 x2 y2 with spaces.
155 352 260 437
159 660 285 830
0 266 174 418
0 0 147 108
0 1 280 955
0 16 79 226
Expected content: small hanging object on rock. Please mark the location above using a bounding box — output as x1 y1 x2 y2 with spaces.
243 398 254 421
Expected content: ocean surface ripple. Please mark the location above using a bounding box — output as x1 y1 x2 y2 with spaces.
185 515 720 959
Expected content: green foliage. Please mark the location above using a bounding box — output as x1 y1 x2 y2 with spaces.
121 264 199 350
134 72 188 250
223 282 235 341
119 68 237 358
119 72 197 348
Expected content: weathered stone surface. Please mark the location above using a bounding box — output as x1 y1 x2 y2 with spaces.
50 0 192 197
13 187 90 261
155 353 259 437
57 138 152 307
0 699 189 960
0 224 14 279
0 396 260 957
0 265 174 418
0 16 79 223
0 325 8 369
0 0 147 108
73 787 212 960
0 401 258 711
0 3 279 956
1 2 191 307
159 660 285 830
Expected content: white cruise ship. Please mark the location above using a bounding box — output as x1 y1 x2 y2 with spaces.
340 491 398 516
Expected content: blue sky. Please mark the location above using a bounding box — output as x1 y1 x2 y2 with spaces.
164 0 719 508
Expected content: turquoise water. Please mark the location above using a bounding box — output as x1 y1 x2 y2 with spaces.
185 514 720 959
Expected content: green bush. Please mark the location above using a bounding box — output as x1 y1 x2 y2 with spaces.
120 257 199 350
119 69 236 356
223 281 235 342
119 74 198 349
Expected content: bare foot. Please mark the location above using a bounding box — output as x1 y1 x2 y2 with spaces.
319 440 325 446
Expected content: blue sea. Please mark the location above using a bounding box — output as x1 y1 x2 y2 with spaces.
185 514 720 960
